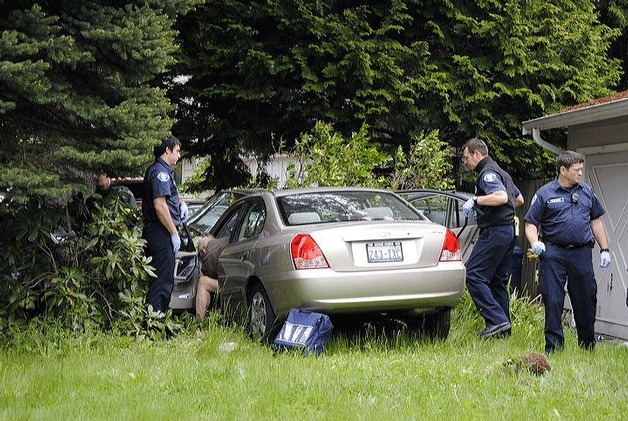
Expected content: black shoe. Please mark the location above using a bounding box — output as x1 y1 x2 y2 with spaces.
479 322 512 338
545 342 564 355
497 328 512 338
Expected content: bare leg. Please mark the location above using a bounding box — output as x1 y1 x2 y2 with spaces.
195 275 218 320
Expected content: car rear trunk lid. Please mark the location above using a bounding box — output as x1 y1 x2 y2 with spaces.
309 223 445 271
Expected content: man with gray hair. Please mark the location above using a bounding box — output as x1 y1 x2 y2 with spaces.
524 150 611 354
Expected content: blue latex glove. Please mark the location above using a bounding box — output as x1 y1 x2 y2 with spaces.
462 198 475 217
171 232 181 254
600 251 611 268
179 201 190 222
531 241 546 255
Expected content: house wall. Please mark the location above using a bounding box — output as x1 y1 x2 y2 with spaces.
567 115 628 150
566 114 628 340
242 154 297 188
178 154 298 200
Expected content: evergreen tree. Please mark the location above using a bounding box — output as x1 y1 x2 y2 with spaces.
168 0 432 189
406 0 622 178
0 1 200 205
170 0 621 188
0 1 201 333
597 0 627 90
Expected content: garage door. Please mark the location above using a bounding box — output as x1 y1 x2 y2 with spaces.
586 150 628 340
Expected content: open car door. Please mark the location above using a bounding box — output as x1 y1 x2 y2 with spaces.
169 224 200 310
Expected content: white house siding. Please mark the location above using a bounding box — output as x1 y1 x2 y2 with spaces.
178 154 298 200
567 120 628 340
569 116 628 149
582 149 628 340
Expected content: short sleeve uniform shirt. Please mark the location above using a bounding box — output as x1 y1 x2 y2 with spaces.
477 171 521 198
524 179 605 245
142 157 182 225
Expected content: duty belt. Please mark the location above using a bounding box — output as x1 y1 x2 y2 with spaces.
548 241 593 250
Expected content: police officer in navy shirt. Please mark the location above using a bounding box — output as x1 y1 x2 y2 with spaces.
142 135 183 314
461 138 524 338
524 150 611 354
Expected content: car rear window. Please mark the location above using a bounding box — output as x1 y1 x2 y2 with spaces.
277 191 426 226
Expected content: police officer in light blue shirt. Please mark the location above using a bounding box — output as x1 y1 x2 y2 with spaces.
142 135 183 314
524 150 611 354
462 138 525 339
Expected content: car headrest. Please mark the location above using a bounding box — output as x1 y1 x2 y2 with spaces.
364 206 393 219
288 212 321 225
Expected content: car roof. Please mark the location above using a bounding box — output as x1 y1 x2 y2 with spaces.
269 187 396 198
396 189 473 201
203 188 469 206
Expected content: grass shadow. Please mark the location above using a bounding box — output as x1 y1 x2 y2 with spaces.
327 314 440 352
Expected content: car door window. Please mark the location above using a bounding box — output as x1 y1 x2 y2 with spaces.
410 196 448 226
215 205 244 242
237 199 266 241
451 198 467 228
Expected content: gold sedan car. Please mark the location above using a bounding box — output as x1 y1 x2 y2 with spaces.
185 188 466 341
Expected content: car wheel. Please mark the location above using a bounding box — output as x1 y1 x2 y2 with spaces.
247 282 276 342
423 308 451 340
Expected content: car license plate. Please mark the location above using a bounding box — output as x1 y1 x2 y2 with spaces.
366 241 403 263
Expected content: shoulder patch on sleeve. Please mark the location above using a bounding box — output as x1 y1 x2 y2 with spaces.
483 172 498 183
530 194 537 206
157 172 170 182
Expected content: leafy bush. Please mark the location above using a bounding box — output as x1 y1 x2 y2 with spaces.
284 122 455 190
285 121 390 188
0 193 174 340
0 198 70 324
390 130 455 190
180 156 212 194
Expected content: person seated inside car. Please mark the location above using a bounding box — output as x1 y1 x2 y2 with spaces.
196 234 228 320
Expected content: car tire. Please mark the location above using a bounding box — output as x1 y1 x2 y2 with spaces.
247 282 277 342
423 308 451 340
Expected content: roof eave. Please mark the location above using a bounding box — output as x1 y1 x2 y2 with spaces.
522 99 628 134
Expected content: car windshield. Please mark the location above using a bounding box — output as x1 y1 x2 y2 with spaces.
277 191 426 225
187 191 244 235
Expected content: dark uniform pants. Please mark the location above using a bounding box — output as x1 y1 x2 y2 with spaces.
539 243 597 353
466 224 515 327
143 222 175 313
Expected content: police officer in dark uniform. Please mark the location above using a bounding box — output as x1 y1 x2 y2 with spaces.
142 135 183 314
461 138 524 338
524 150 611 354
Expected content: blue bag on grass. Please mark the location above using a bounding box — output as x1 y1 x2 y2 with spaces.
274 309 333 355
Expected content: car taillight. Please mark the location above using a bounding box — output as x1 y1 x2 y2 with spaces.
291 234 329 270
439 229 462 261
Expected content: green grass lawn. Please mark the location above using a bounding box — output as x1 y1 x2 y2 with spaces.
1 295 626 420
